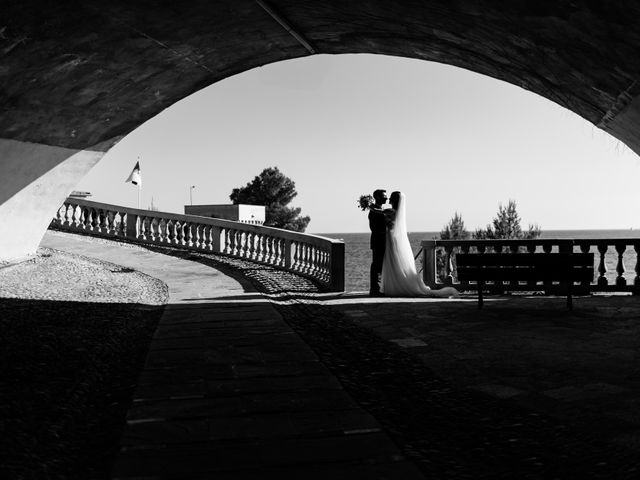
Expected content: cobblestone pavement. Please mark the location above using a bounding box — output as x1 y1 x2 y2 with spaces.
32 234 640 478
170 249 640 479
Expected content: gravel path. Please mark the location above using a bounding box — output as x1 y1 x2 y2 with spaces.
0 246 168 304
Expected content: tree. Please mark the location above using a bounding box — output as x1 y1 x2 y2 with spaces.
438 212 470 282
440 212 470 240
473 200 541 240
230 167 310 232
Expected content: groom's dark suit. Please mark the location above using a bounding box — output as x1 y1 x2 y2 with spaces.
369 208 386 295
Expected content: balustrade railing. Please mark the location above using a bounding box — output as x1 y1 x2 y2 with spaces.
422 238 640 294
51 198 344 292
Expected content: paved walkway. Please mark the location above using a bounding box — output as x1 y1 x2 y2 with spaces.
41 232 422 479
40 232 640 478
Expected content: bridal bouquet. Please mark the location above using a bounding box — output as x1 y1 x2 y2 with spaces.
357 194 375 211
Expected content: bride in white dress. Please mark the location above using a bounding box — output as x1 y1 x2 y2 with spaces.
380 191 460 298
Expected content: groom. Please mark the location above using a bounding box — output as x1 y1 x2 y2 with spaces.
368 189 388 296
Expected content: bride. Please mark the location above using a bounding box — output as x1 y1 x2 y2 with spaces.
380 191 459 298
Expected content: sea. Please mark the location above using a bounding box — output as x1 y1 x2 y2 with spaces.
317 229 640 292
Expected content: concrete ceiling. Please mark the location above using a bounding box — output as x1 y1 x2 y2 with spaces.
3 0 640 154
3 0 640 262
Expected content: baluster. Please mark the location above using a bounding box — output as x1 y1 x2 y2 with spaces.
242 232 250 258
116 212 125 236
186 223 194 247
235 230 242 256
211 226 221 252
177 221 185 245
477 244 486 254
98 210 107 233
278 239 286 267
193 224 202 249
578 242 592 289
171 220 179 244
289 241 298 270
508 243 519 289
137 216 144 239
444 245 454 285
615 243 627 286
224 229 232 254
272 238 281 266
304 244 312 274
86 208 94 230
540 243 553 290
202 224 210 249
180 223 188 246
597 243 608 286
322 249 330 280
268 237 276 265
244 232 252 258
263 236 271 263
269 237 278 265
61 204 70 226
306 247 315 276
163 219 171 244
239 231 246 257
634 243 640 294
310 247 319 277
80 207 89 229
461 244 470 254
297 243 306 273
62 204 72 227
255 234 264 262
144 216 152 240
251 232 259 259
525 243 537 286
106 211 115 234
229 229 237 255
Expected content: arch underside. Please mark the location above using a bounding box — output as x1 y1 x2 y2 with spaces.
2 0 640 153
2 1 640 261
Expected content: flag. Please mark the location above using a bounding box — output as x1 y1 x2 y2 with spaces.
125 161 141 186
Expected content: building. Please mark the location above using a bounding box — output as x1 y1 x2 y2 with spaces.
184 204 265 225
69 191 92 199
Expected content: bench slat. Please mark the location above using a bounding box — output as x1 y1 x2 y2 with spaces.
457 266 593 282
456 253 593 267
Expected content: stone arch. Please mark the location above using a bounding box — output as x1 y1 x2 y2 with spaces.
2 1 640 259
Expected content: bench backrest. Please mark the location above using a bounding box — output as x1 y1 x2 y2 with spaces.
456 253 594 283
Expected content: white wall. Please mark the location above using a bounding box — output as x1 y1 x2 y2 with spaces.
0 138 104 262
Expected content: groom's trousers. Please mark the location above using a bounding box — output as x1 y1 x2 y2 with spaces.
370 245 385 294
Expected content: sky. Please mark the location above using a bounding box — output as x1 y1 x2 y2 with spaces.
76 53 640 234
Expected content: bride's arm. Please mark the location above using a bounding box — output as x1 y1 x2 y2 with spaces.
383 209 396 228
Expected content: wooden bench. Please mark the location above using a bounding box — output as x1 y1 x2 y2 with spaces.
456 253 594 310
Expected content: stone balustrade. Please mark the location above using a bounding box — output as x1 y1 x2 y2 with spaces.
51 198 344 292
421 238 640 294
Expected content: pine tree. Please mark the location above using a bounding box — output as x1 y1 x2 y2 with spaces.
230 167 310 232
440 212 470 240
473 200 541 240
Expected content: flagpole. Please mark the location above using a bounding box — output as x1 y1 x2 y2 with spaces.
137 156 141 209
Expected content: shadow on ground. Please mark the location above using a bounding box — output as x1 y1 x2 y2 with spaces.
271 294 640 478
0 297 164 480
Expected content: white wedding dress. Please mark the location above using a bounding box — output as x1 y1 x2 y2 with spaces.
381 193 459 298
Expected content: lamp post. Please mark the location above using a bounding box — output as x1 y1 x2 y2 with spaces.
190 185 195 206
